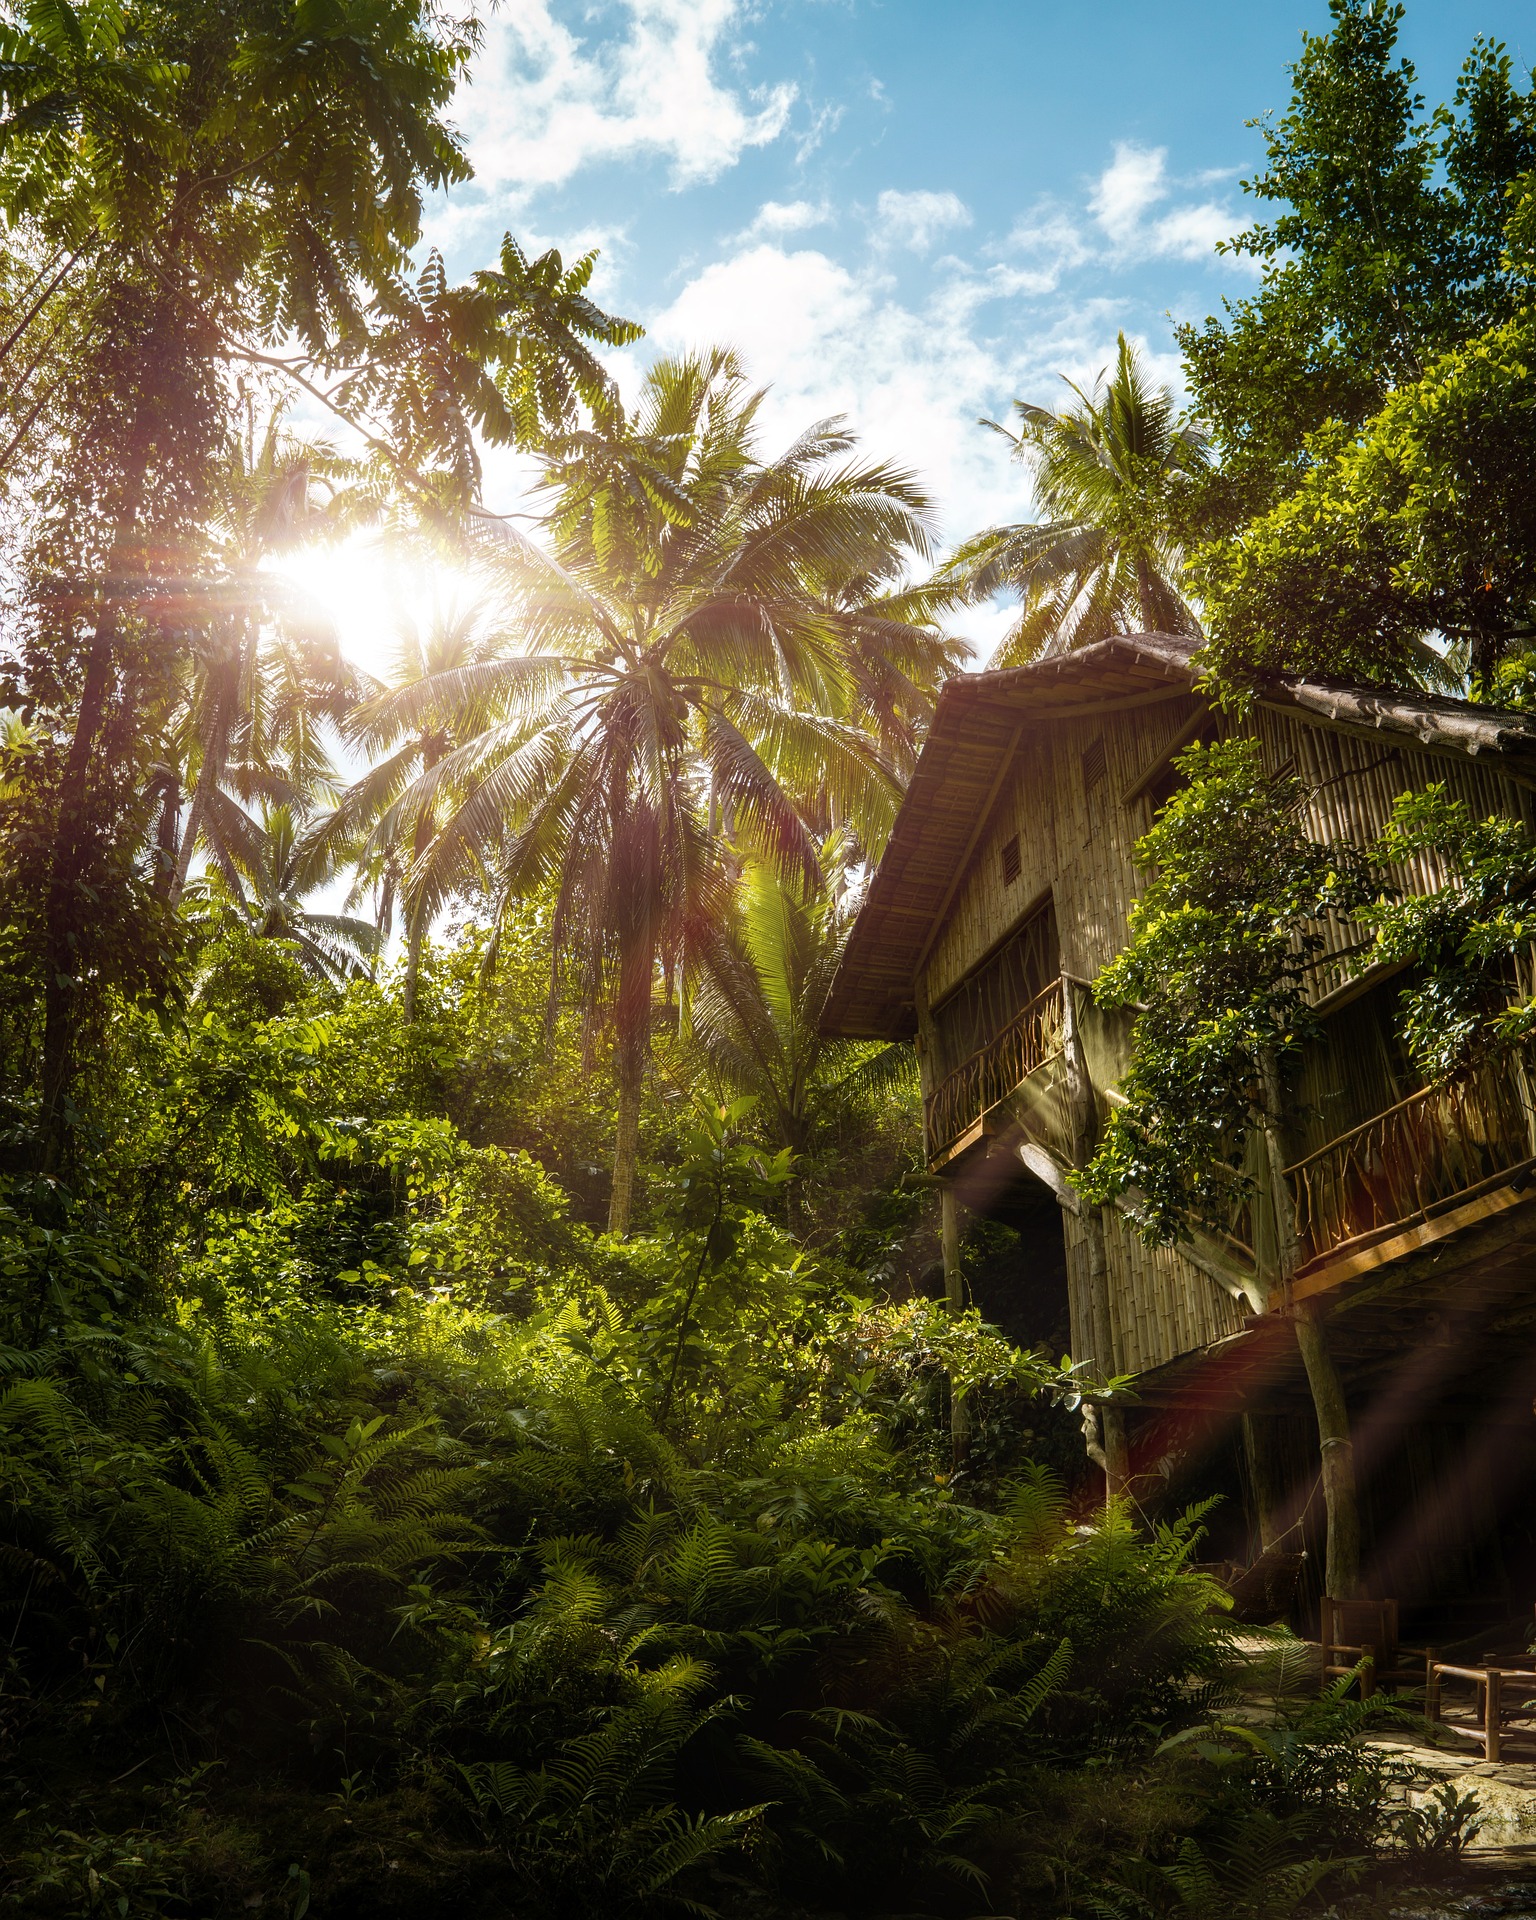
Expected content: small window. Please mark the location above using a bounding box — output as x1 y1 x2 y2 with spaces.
1001 834 1021 885
1082 737 1107 795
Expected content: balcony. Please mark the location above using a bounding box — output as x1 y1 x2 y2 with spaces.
1282 1051 1536 1291
925 979 1065 1165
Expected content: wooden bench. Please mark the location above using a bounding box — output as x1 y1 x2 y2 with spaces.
1322 1596 1436 1700
1428 1661 1536 1762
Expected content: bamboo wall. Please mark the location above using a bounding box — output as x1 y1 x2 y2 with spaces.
922 692 1208 1005
916 691 1532 1382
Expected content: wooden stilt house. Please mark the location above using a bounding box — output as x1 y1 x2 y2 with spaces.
822 632 1536 1629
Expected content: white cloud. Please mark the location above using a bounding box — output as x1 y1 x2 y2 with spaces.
998 202 1094 290
874 187 973 253
1090 143 1169 246
737 198 834 242
645 241 1136 553
461 0 795 199
1089 142 1237 261
1150 202 1237 261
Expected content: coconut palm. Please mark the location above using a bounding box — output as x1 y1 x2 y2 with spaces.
167 410 364 901
333 584 512 1017
362 348 941 1232
210 800 378 981
689 848 916 1191
938 333 1211 664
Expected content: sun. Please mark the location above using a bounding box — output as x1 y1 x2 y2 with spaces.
265 533 493 684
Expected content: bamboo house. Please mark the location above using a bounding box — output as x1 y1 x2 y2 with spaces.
823 632 1536 1635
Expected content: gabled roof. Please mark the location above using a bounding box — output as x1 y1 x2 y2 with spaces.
823 632 1536 1041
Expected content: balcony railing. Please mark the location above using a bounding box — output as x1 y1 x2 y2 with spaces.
1283 1052 1536 1273
926 980 1065 1160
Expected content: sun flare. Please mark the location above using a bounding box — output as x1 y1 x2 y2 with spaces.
266 534 495 684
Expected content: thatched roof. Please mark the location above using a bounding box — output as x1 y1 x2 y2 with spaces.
823 633 1536 1041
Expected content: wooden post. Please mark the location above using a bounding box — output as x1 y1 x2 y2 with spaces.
1426 1653 1441 1721
1241 1411 1286 1555
1259 1049 1361 1606
940 1183 970 1469
1294 1307 1361 1601
1060 975 1126 1503
1101 1404 1129 1502
1486 1666 1503 1762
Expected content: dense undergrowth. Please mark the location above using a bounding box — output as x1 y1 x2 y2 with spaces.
0 925 1480 1917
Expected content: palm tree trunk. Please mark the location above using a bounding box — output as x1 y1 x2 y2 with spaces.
169 752 216 903
402 909 425 1023
401 741 440 1024
1135 553 1156 631
608 1032 644 1235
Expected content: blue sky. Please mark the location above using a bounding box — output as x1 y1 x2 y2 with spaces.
412 1 1531 644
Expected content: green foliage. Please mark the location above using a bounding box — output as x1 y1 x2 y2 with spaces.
0 1235 1241 1917
1359 783 1536 1077
1197 301 1536 688
935 333 1209 662
1074 740 1372 1242
685 846 920 1216
1180 1 1536 539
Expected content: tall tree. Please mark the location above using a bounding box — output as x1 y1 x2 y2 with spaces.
208 799 377 982
334 584 513 1019
363 350 941 1232
1179 1 1536 543
1196 296 1536 690
166 405 363 902
0 0 635 1166
934 335 1210 664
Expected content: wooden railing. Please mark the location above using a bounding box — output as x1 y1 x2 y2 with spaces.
1283 1053 1536 1272
925 980 1065 1159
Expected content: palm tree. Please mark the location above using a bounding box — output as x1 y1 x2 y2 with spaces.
167 408 363 901
363 348 941 1232
333 584 512 1018
689 848 916 1197
209 800 378 981
938 333 1211 665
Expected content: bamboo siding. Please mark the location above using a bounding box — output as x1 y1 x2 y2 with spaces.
1063 1206 1246 1377
923 692 1209 1006
911 686 1534 1384
1253 708 1524 1004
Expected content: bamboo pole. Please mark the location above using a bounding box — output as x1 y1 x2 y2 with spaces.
940 1185 970 1470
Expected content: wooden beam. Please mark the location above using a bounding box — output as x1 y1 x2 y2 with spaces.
1289 1179 1536 1305
978 685 1193 723
910 725 1022 980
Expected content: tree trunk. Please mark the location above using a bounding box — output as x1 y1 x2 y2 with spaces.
940 1183 969 1468
402 910 425 1023
400 741 441 1024
1294 1307 1361 1600
37 275 175 1169
1059 973 1128 1502
41 608 125 1171
169 751 216 903
152 773 181 896
1256 1047 1361 1600
608 1035 643 1236
1135 553 1156 630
